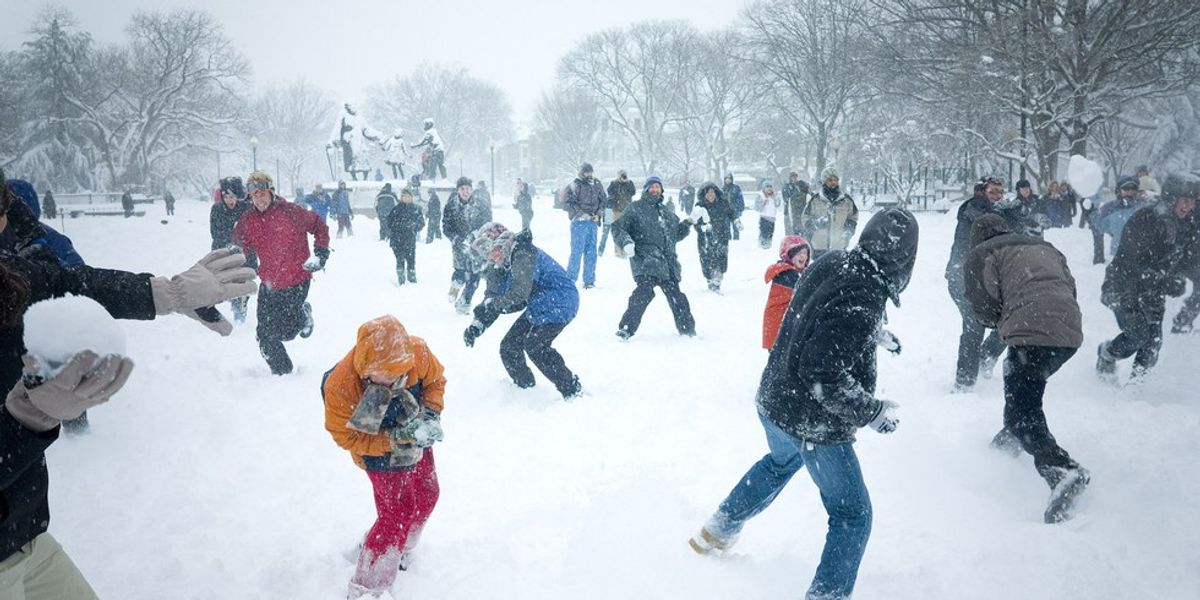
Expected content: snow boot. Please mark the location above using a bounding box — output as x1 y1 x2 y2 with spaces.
688 526 735 556
1095 342 1117 385
615 328 633 341
396 270 406 286
990 428 1022 458
407 270 417 284
1042 466 1090 524
561 375 583 400
1126 364 1150 389
978 354 999 380
299 302 314 339
951 380 974 394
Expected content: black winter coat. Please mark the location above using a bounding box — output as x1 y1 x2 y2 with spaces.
679 185 696 213
695 182 734 244
375 191 397 220
210 199 251 250
611 193 692 283
0 248 156 562
607 179 637 214
945 194 1038 300
757 209 918 445
386 202 425 243
1102 202 1195 305
427 192 442 222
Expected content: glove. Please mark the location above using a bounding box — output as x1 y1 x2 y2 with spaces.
735 218 744 231
391 408 445 447
5 352 135 432
151 248 258 315
304 247 331 272
877 329 902 355
868 400 899 434
463 320 485 347
688 206 709 225
622 244 635 257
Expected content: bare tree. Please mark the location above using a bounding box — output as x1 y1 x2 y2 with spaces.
678 29 762 180
251 79 335 191
742 0 875 177
534 84 604 174
558 21 697 175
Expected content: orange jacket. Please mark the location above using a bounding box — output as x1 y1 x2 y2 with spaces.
762 262 803 350
322 316 446 469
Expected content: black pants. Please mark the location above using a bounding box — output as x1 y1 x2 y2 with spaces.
952 293 1005 387
390 237 417 281
500 315 577 396
426 217 442 243
256 280 310 375
697 233 728 281
377 212 392 241
758 217 775 249
1173 273 1200 332
618 276 695 336
1091 229 1106 263
1002 346 1080 482
1107 294 1165 371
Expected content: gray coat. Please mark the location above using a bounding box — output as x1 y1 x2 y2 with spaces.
964 214 1083 349
564 176 605 220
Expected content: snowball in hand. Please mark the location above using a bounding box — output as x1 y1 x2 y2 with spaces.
23 295 127 368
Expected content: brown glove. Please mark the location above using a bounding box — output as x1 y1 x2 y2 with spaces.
5 352 135 432
151 248 258 315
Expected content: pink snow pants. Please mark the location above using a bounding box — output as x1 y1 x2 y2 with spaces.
352 449 440 593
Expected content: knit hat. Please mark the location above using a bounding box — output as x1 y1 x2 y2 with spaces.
1117 175 1139 190
821 166 840 182
456 176 472 188
470 222 517 265
220 176 245 198
6 179 39 219
778 235 809 262
643 175 663 194
580 162 594 175
761 180 775 190
400 187 414 199
1016 179 1031 190
246 170 273 189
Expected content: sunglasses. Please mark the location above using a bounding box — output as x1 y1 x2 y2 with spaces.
247 181 271 192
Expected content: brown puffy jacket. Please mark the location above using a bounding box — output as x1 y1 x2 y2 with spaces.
964 214 1082 349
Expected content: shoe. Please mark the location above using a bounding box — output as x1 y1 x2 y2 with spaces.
407 272 418 283
583 283 595 289
1095 342 1117 385
1126 364 1149 388
990 428 1022 457
298 303 314 338
1043 466 1090 524
688 526 734 555
615 328 633 341
951 381 974 394
562 376 583 400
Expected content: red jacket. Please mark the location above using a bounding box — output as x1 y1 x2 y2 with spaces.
762 262 804 349
233 196 330 290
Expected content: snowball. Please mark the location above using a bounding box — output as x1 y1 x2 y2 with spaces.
23 295 127 368
1068 155 1105 197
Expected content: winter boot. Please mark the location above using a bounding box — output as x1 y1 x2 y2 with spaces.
1095 342 1117 385
561 375 583 400
688 526 735 556
1126 364 1150 388
299 303 314 339
347 582 384 599
407 270 417 284
951 380 974 394
1042 466 1090 524
990 428 1022 458
397 270 406 286
615 328 633 341
978 353 999 380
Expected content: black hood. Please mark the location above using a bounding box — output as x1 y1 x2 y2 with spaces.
969 213 1011 248
696 182 723 203
856 208 919 305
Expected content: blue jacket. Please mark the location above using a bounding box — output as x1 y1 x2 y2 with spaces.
306 192 332 220
6 179 84 267
331 190 352 216
478 231 579 327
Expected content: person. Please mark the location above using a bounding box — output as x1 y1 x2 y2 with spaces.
514 178 534 232
782 171 810 235
1097 173 1197 385
1170 243 1200 334
332 181 355 238
756 181 780 249
722 174 745 241
120 189 134 218
1014 179 1044 227
762 235 810 350
385 187 425 285
163 189 176 216
375 183 398 242
233 170 331 375
679 178 696 216
964 214 1089 523
425 188 442 244
329 102 382 181
441 177 492 313
693 181 734 293
476 180 492 206
306 183 332 222
321 315 444 599
611 176 696 339
463 223 582 398
1137 165 1161 197
601 170 636 257
563 163 605 288
41 188 56 219
946 177 1026 392
1043 181 1062 227
1094 176 1142 256
411 118 446 181
382 131 408 180
800 167 858 260
689 209 918 600
210 176 252 322
5 179 84 267
1072 180 1106 263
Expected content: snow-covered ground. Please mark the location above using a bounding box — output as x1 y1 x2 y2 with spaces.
42 195 1199 599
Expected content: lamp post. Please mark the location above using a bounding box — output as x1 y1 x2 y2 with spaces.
490 142 496 195
250 136 258 171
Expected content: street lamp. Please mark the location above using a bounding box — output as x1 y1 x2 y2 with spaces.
489 141 496 195
250 136 258 171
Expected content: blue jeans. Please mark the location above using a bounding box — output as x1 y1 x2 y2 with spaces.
597 209 615 254
710 413 872 600
566 218 598 285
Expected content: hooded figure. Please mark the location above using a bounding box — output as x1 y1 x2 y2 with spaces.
693 181 734 291
321 315 445 598
762 235 810 349
691 209 917 600
5 179 84 267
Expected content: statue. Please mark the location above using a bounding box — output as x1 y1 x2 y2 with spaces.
328 102 382 181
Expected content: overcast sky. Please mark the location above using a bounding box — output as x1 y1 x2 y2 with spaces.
2 0 746 124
